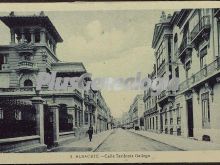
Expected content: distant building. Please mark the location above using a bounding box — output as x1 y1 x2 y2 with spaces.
128 94 145 130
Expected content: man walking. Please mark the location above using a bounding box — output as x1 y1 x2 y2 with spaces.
87 126 93 142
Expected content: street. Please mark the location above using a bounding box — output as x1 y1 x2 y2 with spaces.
95 128 181 152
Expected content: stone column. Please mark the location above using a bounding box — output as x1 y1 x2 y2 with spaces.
21 28 25 43
10 28 15 44
76 108 79 127
30 29 35 43
48 104 59 146
31 97 44 144
40 28 46 43
77 108 80 127
82 103 85 126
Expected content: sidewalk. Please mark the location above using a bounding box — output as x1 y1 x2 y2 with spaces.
50 129 113 152
128 129 220 151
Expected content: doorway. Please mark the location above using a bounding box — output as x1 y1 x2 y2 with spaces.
187 99 194 137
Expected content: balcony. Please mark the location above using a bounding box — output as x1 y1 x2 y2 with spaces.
178 34 192 59
17 60 38 72
143 92 150 102
179 57 220 92
144 105 157 116
157 90 175 105
191 16 211 44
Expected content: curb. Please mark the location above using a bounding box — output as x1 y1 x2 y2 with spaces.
92 130 114 152
127 130 184 151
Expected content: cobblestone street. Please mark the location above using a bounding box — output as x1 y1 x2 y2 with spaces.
95 128 181 152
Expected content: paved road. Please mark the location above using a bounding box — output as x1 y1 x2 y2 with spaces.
95 128 181 152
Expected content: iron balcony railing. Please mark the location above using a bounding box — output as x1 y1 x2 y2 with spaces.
191 15 210 42
0 86 82 96
144 105 157 116
158 90 174 102
178 34 192 58
179 57 220 92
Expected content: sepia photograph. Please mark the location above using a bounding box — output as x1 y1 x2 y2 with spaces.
0 1 220 163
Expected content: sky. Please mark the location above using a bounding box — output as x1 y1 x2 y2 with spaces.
0 9 174 118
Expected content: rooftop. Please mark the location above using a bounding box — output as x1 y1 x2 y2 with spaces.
0 11 63 42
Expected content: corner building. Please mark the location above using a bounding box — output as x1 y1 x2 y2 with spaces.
146 9 220 144
0 12 112 152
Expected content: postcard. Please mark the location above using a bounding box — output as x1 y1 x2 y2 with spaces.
0 1 220 163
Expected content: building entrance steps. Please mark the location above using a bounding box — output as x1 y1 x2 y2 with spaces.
128 129 220 151
49 129 114 152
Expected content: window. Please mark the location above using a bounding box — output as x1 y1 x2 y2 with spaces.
0 55 7 70
174 33 178 56
15 109 22 120
24 79 33 87
0 108 3 119
185 60 191 78
201 92 210 128
202 9 210 17
200 46 208 69
185 61 191 71
165 112 168 125
156 43 165 70
170 111 173 125
35 32 40 43
175 67 179 78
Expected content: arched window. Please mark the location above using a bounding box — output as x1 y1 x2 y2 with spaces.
24 79 33 87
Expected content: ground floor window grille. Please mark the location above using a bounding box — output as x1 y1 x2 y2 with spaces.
165 128 168 134
0 99 36 139
170 128 173 135
201 92 210 128
59 104 73 132
177 128 181 136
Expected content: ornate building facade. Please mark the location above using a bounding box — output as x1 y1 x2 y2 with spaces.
143 9 220 144
0 11 112 152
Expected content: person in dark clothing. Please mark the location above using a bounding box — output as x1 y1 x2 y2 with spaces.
87 126 93 142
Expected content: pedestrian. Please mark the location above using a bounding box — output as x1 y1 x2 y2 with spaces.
87 126 93 142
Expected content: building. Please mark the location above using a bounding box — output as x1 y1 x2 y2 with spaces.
144 9 220 144
143 68 159 133
120 112 130 129
173 9 220 142
95 91 112 133
128 94 145 130
151 12 177 135
0 11 112 152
